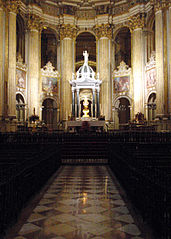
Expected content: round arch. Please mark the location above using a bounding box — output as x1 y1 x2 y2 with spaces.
40 25 59 40
147 92 156 121
76 30 96 38
113 96 131 128
113 24 131 40
16 93 26 122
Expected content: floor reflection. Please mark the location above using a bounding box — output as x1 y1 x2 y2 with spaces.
11 166 148 239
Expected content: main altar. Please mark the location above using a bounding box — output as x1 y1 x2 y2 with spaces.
68 51 104 131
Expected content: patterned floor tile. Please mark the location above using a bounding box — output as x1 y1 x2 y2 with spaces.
131 237 144 239
78 214 110 223
115 214 134 224
34 205 53 213
44 223 75 236
43 193 58 199
118 224 141 236
51 237 66 239
84 206 107 213
39 198 55 205
19 223 41 235
13 237 27 239
112 206 129 214
27 213 47 223
55 205 76 213
8 166 152 239
46 214 76 223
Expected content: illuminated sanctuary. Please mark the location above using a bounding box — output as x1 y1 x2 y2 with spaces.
0 0 170 131
0 2 171 239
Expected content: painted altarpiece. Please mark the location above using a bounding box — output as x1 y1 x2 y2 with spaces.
16 55 27 123
145 52 157 121
40 62 60 127
112 61 132 129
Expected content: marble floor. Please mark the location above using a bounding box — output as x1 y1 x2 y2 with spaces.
8 166 153 239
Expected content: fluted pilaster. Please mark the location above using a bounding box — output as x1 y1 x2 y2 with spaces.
169 6 171 115
7 0 18 118
95 24 112 121
0 2 4 119
130 14 145 115
60 24 76 121
27 14 41 116
153 4 169 117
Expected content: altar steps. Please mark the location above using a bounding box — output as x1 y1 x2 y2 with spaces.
61 136 109 164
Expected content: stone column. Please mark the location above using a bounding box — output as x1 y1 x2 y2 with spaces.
95 24 112 121
152 1 170 117
7 1 18 119
72 90 75 117
168 4 171 115
130 14 145 116
27 14 41 117
92 89 95 118
60 24 76 121
96 90 100 118
76 89 80 118
0 1 4 120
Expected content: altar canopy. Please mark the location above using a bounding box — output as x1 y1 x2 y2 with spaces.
70 51 102 118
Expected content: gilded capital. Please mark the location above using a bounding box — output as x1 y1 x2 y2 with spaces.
129 13 145 31
150 0 170 12
6 0 20 14
94 24 112 40
27 14 42 31
0 0 3 8
60 24 77 40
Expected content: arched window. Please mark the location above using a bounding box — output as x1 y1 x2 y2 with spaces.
41 28 57 69
76 32 96 71
114 27 131 68
16 15 25 61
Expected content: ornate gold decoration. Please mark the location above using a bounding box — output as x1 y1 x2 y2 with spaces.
129 13 145 31
6 0 20 13
27 14 42 31
0 0 4 9
150 0 170 11
60 24 77 40
94 24 112 39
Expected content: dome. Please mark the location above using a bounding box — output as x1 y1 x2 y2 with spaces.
76 51 95 80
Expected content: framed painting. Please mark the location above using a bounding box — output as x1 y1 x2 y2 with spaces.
42 76 58 93
114 76 130 93
16 69 26 89
146 68 156 88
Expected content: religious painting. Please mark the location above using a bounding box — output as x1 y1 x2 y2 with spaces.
42 76 58 93
114 76 130 93
16 69 26 89
146 68 156 88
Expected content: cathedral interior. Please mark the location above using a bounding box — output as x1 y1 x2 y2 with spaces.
0 0 171 239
